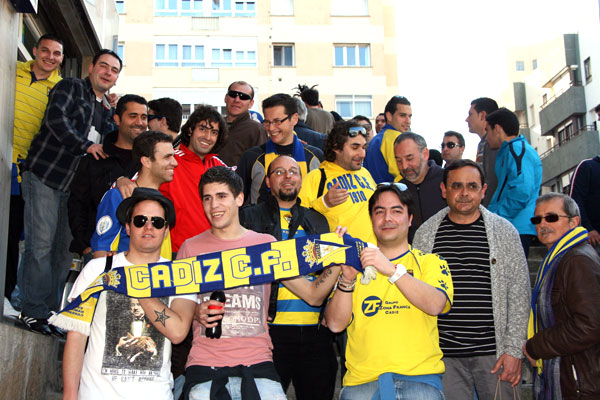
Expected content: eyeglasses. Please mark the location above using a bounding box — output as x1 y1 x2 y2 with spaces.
270 167 300 177
441 141 460 149
196 124 219 136
132 215 167 229
377 182 408 191
348 126 368 137
263 115 291 128
530 213 571 225
448 182 482 191
227 90 253 101
148 114 164 121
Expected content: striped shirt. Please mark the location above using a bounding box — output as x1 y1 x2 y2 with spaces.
433 215 496 357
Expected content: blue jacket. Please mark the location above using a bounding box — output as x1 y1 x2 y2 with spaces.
488 135 541 235
364 124 401 183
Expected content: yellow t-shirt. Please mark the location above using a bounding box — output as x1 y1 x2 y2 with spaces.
298 161 376 245
344 247 454 386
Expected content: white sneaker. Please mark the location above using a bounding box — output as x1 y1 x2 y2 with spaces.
3 297 19 318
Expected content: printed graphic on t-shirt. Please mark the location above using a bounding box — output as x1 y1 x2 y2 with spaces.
101 292 167 381
200 286 265 338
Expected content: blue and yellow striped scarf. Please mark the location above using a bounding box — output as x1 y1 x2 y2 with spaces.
50 233 367 334
527 226 588 376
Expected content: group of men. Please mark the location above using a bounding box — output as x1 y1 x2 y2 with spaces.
5 35 600 400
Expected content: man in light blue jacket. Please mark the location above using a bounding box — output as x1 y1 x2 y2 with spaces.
486 108 542 257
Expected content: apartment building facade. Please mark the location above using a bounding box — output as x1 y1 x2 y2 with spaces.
113 0 399 121
501 25 600 193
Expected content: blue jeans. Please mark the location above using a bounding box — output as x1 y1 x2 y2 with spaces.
19 171 73 318
188 377 286 400
340 378 444 400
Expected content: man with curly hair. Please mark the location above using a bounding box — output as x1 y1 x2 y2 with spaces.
159 104 228 254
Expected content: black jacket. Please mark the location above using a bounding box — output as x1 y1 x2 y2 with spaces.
570 155 600 232
239 195 330 240
67 130 136 254
400 160 447 243
240 195 330 320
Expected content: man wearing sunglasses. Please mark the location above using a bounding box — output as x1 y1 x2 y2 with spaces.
326 183 453 399
524 193 600 399
364 95 412 183
441 131 465 166
69 94 147 266
485 108 542 257
92 131 176 259
62 188 197 400
237 93 323 205
217 81 267 166
413 159 530 400
299 121 377 245
148 97 183 148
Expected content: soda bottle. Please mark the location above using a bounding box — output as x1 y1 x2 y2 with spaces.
205 290 226 339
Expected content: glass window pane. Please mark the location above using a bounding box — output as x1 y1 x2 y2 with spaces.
274 46 282 65
359 46 368 66
236 1 243 10
117 45 124 60
156 0 165 9
223 49 232 60
194 0 203 9
116 1 125 13
355 101 371 117
195 45 204 60
156 44 165 59
223 0 231 10
168 0 177 9
212 0 219 9
283 46 292 66
183 45 192 60
346 46 356 66
337 101 352 118
212 49 220 60
335 47 344 66
247 51 256 61
168 44 177 59
182 0 191 9
236 51 244 60
247 1 255 10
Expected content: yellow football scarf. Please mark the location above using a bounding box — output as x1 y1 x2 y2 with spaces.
50 233 367 335
264 134 308 179
527 226 588 375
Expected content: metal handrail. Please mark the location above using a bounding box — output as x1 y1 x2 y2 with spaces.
539 125 597 159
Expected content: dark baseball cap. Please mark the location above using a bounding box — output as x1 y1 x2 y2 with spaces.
116 187 176 227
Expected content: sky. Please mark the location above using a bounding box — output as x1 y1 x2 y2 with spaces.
395 0 600 159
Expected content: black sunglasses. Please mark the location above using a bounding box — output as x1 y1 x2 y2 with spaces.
132 215 167 229
348 126 367 137
530 213 571 225
441 141 459 149
227 90 252 101
148 114 164 121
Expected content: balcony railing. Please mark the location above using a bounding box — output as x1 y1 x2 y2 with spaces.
539 125 596 160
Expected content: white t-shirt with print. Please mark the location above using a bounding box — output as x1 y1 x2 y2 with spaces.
68 252 197 400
